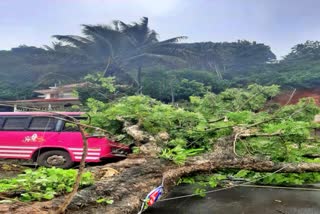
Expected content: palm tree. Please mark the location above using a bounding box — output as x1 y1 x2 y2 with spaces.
117 17 194 93
52 17 192 94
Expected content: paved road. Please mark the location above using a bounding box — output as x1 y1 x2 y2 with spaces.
145 184 320 214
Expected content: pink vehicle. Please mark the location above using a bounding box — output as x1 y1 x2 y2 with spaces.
0 112 130 168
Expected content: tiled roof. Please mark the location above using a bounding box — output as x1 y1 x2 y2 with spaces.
0 98 79 104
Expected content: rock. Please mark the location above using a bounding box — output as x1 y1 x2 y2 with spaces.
140 142 161 157
101 167 119 179
156 132 170 141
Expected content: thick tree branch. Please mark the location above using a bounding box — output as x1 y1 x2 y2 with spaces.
53 124 88 214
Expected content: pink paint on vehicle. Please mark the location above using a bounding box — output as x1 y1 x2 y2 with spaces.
0 112 130 168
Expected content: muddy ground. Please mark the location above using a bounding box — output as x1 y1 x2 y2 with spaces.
0 162 27 179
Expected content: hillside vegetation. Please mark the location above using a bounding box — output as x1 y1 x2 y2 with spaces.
1 17 319 102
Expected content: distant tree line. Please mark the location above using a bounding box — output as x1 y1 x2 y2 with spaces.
0 17 319 102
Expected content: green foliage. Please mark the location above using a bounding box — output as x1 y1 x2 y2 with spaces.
263 120 310 142
159 138 205 165
96 198 114 205
85 73 116 92
178 173 227 197
0 167 93 202
178 170 320 196
0 20 277 102
284 41 320 62
54 17 191 95
142 69 224 103
190 84 280 118
178 177 195 185
194 188 206 197
277 98 320 122
233 170 320 186
131 146 141 154
234 41 320 88
77 73 116 103
86 95 216 164
234 169 251 178
174 79 210 101
190 88 320 163
160 142 204 165
217 84 279 112
84 82 320 166
227 111 256 124
185 40 276 77
1 19 320 103
87 95 208 141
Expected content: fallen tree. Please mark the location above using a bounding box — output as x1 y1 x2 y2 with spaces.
4 133 320 214
2 84 320 214
61 136 320 214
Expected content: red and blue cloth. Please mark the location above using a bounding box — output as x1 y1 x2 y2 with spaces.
145 185 163 206
138 183 164 214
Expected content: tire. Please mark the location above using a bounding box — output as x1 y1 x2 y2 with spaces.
37 150 74 169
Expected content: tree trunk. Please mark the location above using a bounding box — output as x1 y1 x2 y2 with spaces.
213 63 223 80
207 61 223 80
170 80 175 105
137 66 142 94
4 135 320 214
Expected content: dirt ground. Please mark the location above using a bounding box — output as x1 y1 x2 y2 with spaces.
0 162 27 179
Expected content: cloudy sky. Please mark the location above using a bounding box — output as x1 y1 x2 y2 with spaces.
1 0 320 58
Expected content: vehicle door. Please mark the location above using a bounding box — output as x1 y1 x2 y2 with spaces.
57 118 102 161
0 116 33 159
0 116 61 159
24 116 61 149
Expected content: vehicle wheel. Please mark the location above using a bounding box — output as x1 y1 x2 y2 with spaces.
37 150 74 169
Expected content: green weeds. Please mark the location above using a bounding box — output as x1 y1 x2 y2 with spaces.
0 167 93 202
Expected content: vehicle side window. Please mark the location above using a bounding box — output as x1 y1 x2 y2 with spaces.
28 117 57 131
61 117 88 132
0 117 4 128
3 117 28 130
62 121 80 132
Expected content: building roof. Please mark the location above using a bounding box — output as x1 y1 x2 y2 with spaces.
34 83 88 94
0 98 79 104
0 112 84 116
